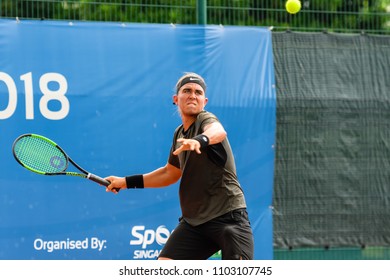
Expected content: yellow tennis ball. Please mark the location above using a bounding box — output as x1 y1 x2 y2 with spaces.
286 0 301 14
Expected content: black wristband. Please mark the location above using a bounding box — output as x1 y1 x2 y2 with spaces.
125 174 144 189
192 134 210 148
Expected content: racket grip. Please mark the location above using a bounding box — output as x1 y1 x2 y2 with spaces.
87 173 110 187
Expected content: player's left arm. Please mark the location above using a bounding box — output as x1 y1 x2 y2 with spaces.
201 121 227 145
173 121 227 155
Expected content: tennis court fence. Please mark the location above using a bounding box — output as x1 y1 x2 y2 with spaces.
0 0 389 34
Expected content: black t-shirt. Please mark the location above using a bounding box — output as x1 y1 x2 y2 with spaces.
168 111 247 226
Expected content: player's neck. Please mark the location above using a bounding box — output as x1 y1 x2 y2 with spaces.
181 115 197 131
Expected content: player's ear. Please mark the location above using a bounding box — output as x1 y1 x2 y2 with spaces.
172 94 178 105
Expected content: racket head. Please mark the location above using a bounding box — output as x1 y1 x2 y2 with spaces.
12 133 70 175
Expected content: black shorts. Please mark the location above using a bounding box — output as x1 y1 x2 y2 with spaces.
158 208 254 260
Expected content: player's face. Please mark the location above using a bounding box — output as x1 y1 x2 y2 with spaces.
174 83 208 117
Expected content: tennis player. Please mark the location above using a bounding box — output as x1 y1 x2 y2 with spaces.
106 72 254 260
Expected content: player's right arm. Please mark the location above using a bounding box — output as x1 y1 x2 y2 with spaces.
143 163 181 187
105 163 181 193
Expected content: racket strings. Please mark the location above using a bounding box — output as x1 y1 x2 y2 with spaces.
14 136 68 173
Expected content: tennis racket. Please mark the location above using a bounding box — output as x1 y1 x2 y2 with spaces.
12 133 112 188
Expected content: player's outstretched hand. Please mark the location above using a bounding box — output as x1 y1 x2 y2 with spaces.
173 138 201 155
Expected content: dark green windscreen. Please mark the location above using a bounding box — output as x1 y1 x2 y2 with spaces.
272 32 390 252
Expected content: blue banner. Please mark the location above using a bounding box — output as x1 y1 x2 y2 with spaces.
0 19 276 259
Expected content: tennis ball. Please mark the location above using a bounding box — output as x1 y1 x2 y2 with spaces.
286 0 301 14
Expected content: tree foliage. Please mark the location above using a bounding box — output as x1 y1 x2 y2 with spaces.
0 0 389 34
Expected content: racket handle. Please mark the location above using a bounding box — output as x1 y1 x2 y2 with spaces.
87 173 110 187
